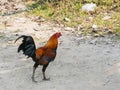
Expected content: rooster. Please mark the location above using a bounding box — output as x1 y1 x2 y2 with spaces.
15 32 62 82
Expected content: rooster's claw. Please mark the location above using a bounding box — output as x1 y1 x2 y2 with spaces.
43 78 50 81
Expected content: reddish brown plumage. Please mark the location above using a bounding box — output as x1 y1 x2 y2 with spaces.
15 32 62 82
35 32 62 64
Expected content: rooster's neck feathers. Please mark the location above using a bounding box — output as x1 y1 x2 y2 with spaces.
44 34 58 49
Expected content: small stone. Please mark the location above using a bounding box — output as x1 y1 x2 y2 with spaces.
64 18 70 22
88 16 94 22
102 16 111 20
89 39 96 44
78 25 84 30
94 34 99 37
82 3 97 12
92 24 98 29
64 27 74 31
107 29 114 34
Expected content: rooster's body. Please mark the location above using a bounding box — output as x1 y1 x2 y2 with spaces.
15 32 62 82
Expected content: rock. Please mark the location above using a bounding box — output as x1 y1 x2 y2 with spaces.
94 34 100 37
89 39 97 44
31 16 46 22
14 3 26 10
64 27 74 31
92 24 98 29
64 18 70 22
82 3 97 12
107 29 114 34
102 16 111 20
78 25 84 30
88 16 94 22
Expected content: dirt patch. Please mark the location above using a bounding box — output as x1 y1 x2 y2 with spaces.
0 12 120 90
0 0 27 15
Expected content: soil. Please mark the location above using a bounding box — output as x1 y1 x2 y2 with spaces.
0 5 120 90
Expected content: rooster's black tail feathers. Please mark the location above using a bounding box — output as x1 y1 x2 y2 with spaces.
15 35 36 59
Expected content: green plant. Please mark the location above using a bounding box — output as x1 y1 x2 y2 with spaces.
27 0 120 35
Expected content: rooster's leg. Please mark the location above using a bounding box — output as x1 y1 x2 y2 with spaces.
42 63 50 80
32 63 39 82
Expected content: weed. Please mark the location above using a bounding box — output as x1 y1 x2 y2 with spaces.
27 0 120 35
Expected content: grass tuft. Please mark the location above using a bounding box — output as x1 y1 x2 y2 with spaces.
27 0 120 35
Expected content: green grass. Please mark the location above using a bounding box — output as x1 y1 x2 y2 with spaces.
27 0 120 35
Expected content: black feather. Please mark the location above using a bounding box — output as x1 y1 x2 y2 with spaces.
15 35 36 59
